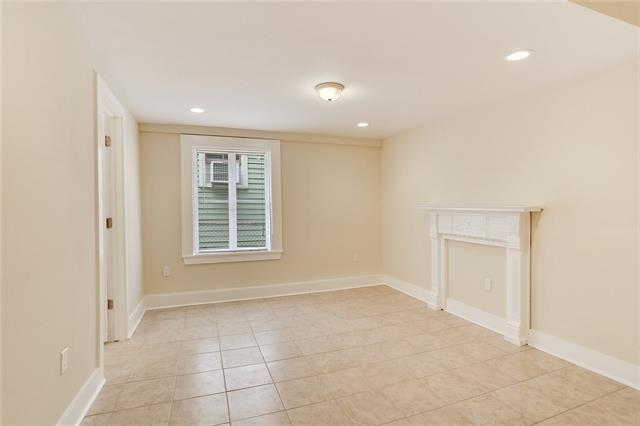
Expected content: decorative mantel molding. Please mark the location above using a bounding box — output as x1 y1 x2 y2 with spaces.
418 205 542 345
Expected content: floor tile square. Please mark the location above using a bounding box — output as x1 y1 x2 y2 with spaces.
174 370 225 400
260 342 302 362
222 347 264 368
380 379 445 416
89 287 630 426
267 357 317 382
218 321 253 336
228 384 284 421
109 402 172 425
337 390 404 425
287 400 352 425
115 377 175 410
276 376 331 409
220 333 258 350
177 352 223 374
170 393 229 425
225 363 273 390
232 411 291 425
87 385 121 415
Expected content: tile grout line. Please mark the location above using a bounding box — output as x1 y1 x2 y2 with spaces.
255 326 292 425
529 385 631 425
104 310 455 386
395 364 628 424
93 330 531 419
90 286 632 425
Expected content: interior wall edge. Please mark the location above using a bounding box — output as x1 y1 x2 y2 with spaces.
571 0 640 28
138 123 382 148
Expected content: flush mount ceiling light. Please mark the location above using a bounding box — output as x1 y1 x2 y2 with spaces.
505 50 532 62
315 82 345 102
357 122 369 128
189 107 205 113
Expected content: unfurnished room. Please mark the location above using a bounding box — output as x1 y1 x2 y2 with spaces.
1 1 640 425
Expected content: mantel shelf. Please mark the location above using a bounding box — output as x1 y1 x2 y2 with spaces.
418 205 543 213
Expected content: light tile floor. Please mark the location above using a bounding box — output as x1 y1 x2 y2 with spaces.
83 285 639 425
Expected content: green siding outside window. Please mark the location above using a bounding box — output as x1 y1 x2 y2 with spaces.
197 152 266 251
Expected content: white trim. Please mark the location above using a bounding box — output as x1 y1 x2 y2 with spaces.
183 250 282 265
423 207 537 345
143 275 384 310
444 298 506 336
121 275 640 392
227 153 238 249
263 150 273 250
529 330 640 390
382 275 639 390
180 135 282 265
383 275 437 309
383 277 506 336
56 368 105 426
96 76 129 347
127 299 146 338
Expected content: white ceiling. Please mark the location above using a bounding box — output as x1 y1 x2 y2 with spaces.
65 1 639 139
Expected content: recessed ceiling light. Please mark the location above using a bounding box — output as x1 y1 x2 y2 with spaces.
315 82 344 102
505 50 532 62
357 122 369 128
189 107 205 113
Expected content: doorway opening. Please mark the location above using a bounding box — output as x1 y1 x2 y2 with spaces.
96 76 128 367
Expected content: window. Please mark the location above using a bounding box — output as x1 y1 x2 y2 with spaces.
181 135 282 264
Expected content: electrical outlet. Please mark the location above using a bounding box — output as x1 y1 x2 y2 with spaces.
162 265 170 277
60 347 69 375
353 253 359 262
483 278 493 292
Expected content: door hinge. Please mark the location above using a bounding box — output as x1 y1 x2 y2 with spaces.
105 135 112 147
107 299 114 310
106 217 113 229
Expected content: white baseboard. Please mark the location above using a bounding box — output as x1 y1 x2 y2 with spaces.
383 275 437 309
382 275 639 389
128 299 145 338
444 297 640 389
529 330 640 390
143 274 385 310
124 273 640 391
57 367 105 426
444 298 506 336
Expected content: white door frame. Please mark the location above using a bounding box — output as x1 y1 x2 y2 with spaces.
96 75 128 364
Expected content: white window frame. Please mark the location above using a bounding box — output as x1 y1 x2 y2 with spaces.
181 134 282 264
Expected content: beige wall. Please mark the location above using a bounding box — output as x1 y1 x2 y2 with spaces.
381 60 640 365
447 241 506 317
2 3 99 423
141 130 381 294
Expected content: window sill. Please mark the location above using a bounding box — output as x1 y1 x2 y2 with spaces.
183 250 282 265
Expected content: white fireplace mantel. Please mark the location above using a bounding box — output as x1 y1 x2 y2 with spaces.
418 205 542 345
